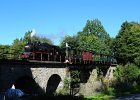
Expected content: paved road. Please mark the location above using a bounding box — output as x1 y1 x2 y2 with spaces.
110 94 140 100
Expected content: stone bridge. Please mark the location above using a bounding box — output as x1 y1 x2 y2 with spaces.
0 60 116 96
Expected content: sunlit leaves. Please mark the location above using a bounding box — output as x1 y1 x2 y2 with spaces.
113 21 140 65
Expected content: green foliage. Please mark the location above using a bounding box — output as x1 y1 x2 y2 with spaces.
31 95 83 100
85 94 114 100
23 31 53 44
60 19 111 54
77 19 111 54
114 63 140 91
64 76 71 89
58 76 70 95
135 56 140 66
70 70 80 84
58 88 69 95
60 35 78 49
10 38 25 59
32 35 53 44
112 21 140 65
104 87 116 96
82 19 108 38
65 70 80 87
77 34 100 52
23 31 32 42
9 31 53 59
0 45 11 59
59 71 80 95
101 63 140 97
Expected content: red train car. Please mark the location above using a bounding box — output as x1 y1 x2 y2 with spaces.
82 51 93 61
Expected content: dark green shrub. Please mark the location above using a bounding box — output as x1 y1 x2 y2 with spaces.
113 63 140 92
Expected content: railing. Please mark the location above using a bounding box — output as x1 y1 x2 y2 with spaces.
0 52 117 66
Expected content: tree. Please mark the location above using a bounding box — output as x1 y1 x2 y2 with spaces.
23 31 32 43
60 35 78 49
77 19 111 54
112 21 140 65
60 19 111 54
10 31 53 59
114 63 140 91
0 45 10 59
77 33 100 52
10 38 25 59
23 31 53 44
32 35 53 44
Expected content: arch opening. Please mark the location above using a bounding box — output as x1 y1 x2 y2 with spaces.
46 74 61 94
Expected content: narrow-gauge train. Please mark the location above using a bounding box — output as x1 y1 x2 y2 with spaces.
21 42 116 64
21 42 66 62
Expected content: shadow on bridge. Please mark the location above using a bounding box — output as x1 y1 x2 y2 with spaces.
0 66 45 95
14 75 44 94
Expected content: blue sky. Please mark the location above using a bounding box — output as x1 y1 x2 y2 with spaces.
0 0 140 45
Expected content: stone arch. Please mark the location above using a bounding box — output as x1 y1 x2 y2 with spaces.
46 74 61 94
14 75 38 94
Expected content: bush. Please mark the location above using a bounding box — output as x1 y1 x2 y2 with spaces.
102 78 116 96
135 56 140 66
104 87 116 96
113 63 140 92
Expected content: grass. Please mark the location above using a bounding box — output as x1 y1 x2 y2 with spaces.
84 94 115 100
20 86 140 100
30 95 84 100
21 93 114 100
